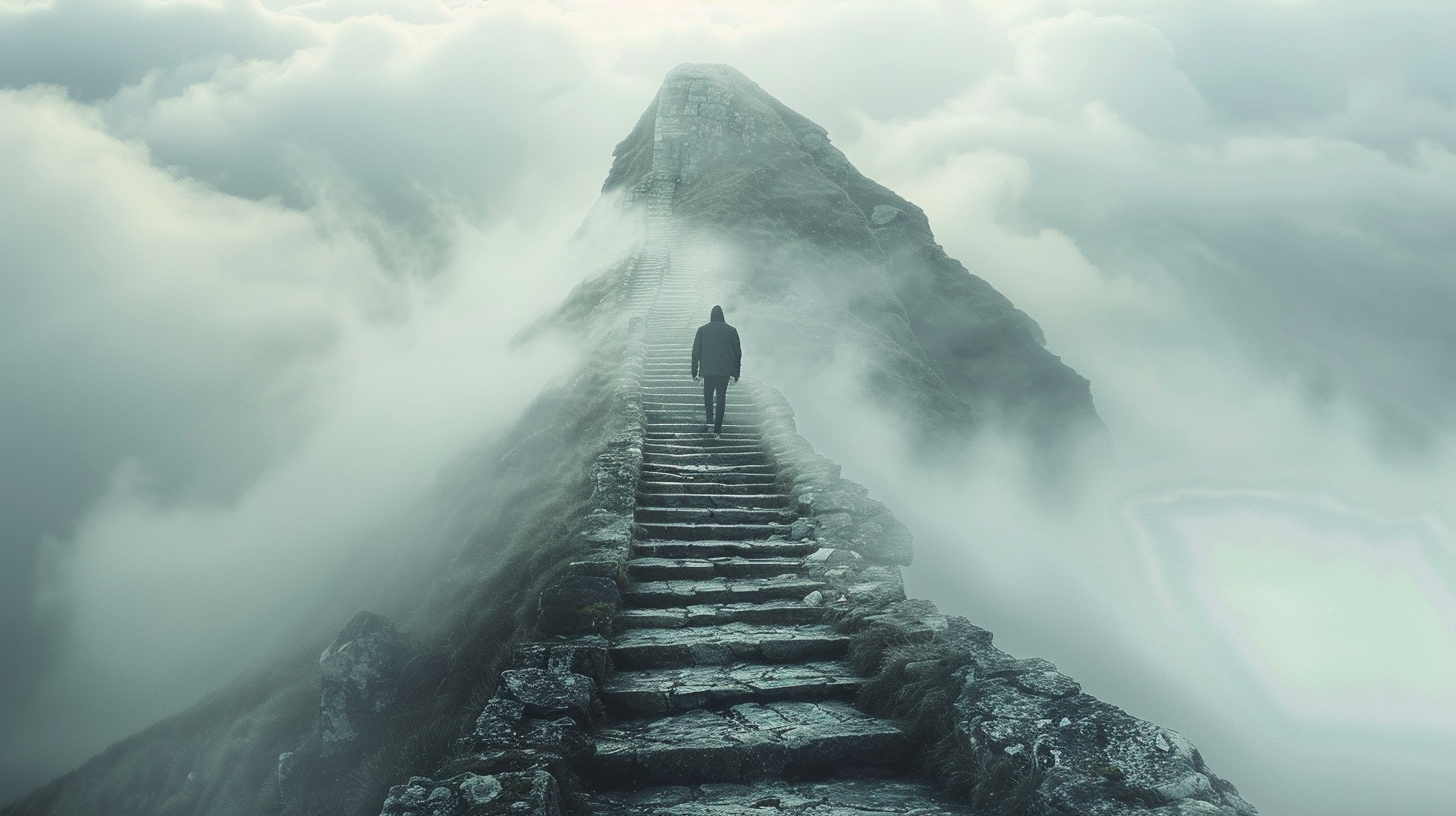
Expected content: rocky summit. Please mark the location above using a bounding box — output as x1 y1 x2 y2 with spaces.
3 65 1251 816
588 63 1100 449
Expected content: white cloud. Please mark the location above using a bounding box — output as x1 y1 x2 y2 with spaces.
0 75 591 791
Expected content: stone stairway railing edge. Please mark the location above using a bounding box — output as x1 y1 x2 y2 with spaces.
739 377 913 568
368 314 650 816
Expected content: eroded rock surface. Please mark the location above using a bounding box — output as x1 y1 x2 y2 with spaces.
319 611 403 757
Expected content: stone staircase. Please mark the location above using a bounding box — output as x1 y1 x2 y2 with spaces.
373 68 1259 816
584 244 959 815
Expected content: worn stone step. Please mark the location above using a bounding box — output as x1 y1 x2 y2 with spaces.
646 402 760 411
643 439 761 450
590 779 961 816
644 393 756 402
588 701 909 788
646 402 760 412
638 474 780 489
642 382 754 391
637 480 779 496
638 478 778 494
639 471 777 488
642 447 766 460
642 451 769 467
642 391 757 402
632 540 818 559
601 660 861 717
624 576 824 607
645 427 758 436
642 435 761 447
640 462 775 476
626 556 804 581
645 415 763 427
646 422 763 433
610 622 848 670
636 492 788 509
639 522 790 541
640 377 750 384
636 507 792 526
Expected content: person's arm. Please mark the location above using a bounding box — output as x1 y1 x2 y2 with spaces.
691 327 702 380
731 327 741 381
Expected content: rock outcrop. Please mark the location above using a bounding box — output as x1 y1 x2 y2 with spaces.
318 612 404 758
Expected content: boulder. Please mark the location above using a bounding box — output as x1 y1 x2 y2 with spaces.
318 611 402 757
501 668 597 720
379 770 561 816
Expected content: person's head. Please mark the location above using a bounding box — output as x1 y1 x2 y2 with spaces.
710 305 725 322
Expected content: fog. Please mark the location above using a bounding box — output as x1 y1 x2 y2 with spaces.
2 2 1453 815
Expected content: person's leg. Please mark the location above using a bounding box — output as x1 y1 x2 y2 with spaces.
713 376 728 435
702 377 715 430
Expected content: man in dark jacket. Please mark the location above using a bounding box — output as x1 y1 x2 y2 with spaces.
691 305 742 437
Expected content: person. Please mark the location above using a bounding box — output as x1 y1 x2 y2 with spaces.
691 305 741 437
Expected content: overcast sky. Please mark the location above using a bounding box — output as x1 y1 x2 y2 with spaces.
1 2 1453 814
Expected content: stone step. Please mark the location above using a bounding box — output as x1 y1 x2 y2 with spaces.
623 576 823 607
646 422 763 434
642 433 761 445
637 480 779 496
638 522 790 541
626 556 804 581
636 507 793 525
610 622 848 670
588 701 909 788
642 443 765 456
641 386 755 397
632 540 818 559
645 415 763 426
645 401 755 410
640 462 774 476
639 473 777 490
636 492 788 509
642 451 768 466
601 660 861 717
590 779 960 816
638 473 779 489
644 396 756 405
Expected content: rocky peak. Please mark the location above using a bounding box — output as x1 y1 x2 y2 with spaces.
597 63 1100 452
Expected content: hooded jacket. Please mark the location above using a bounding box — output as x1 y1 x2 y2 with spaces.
691 305 741 379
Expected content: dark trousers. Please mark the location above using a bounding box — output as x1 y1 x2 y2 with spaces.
702 375 730 433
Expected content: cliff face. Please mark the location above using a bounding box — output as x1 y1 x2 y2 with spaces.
599 64 1099 446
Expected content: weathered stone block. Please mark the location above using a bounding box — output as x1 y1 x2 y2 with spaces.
318 611 402 758
379 770 561 816
537 575 621 636
511 636 610 681
501 668 597 720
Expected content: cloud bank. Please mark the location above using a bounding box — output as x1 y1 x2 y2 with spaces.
2 3 1453 815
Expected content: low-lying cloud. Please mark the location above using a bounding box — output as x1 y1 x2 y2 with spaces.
2 2 1453 815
